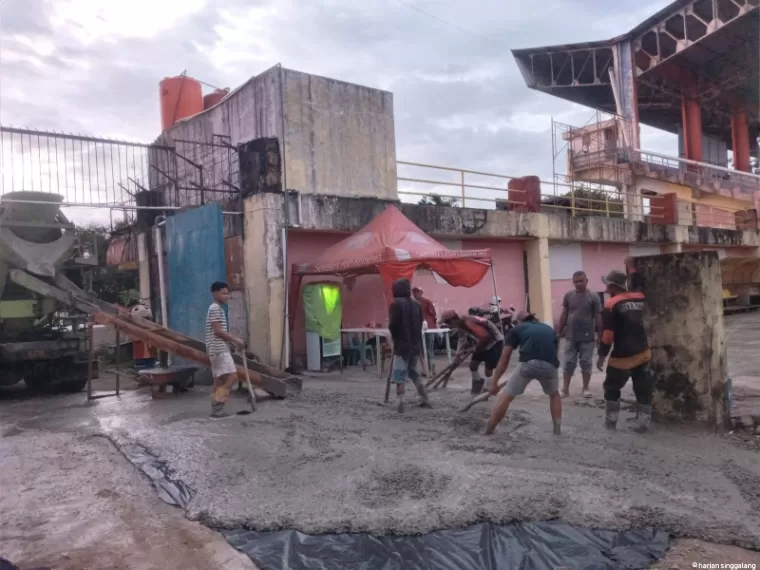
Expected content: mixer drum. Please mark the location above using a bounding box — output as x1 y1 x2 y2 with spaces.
0 192 76 277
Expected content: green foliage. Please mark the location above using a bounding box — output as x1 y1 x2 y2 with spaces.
563 186 624 218
79 223 139 306
418 194 459 207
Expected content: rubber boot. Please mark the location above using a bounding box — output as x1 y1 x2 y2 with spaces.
471 377 485 395
412 377 431 408
605 400 620 430
397 392 406 414
210 401 230 419
633 404 652 433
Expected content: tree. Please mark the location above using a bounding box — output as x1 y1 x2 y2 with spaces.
418 194 459 207
77 223 140 306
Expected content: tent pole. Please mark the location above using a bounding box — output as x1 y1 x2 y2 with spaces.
489 262 505 335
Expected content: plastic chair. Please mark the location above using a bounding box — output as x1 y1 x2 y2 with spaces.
344 335 374 366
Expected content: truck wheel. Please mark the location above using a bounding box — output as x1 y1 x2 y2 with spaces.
60 377 87 393
24 375 49 394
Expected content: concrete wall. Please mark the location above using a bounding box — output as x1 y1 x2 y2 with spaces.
157 67 396 205
636 252 727 427
242 192 760 369
282 70 397 200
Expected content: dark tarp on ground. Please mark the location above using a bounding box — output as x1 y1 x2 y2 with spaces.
223 521 670 570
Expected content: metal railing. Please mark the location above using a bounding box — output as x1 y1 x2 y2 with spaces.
396 161 646 219
0 126 240 216
397 159 753 230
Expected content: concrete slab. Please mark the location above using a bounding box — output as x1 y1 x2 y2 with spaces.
0 430 257 570
1 342 759 551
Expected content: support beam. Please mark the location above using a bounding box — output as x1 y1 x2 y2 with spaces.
612 40 640 150
731 110 751 172
525 236 552 325
681 72 703 162
635 252 727 427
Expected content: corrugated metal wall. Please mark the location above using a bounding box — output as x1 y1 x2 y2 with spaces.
166 204 227 349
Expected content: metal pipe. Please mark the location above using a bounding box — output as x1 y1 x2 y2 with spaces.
281 226 290 369
154 216 170 366
137 232 150 304
0 198 242 214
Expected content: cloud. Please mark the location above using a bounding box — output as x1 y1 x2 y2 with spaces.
1 0 678 221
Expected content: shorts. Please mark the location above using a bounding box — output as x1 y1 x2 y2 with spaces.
390 354 421 385
563 340 595 375
472 340 504 370
503 359 559 397
209 351 237 379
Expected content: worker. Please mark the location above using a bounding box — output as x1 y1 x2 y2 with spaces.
439 309 504 395
556 271 602 399
206 281 247 419
389 278 431 413
597 269 652 432
412 286 437 375
485 311 562 436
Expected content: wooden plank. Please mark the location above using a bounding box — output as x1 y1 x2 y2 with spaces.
91 312 289 398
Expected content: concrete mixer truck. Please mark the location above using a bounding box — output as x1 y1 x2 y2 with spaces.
0 191 98 393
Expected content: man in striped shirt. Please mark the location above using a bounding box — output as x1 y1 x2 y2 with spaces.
206 281 247 418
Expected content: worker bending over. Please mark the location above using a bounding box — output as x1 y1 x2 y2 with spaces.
484 311 562 435
440 310 504 395
597 269 652 432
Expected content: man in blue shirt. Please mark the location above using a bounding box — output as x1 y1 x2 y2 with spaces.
485 311 562 436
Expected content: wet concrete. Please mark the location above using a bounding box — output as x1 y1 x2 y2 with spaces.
0 430 257 570
1 313 758 558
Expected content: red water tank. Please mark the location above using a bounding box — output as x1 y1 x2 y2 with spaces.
203 88 230 110
159 76 203 131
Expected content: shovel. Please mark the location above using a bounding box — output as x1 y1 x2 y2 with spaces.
236 350 257 415
458 379 507 412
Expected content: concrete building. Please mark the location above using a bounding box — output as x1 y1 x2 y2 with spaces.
151 10 759 370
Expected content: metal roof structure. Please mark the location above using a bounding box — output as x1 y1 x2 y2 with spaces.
513 0 759 150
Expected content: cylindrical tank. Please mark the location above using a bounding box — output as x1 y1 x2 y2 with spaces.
203 88 229 110
159 76 203 131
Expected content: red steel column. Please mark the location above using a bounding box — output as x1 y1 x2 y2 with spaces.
681 73 703 162
731 109 750 172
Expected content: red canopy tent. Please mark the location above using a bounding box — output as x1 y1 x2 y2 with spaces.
288 205 496 336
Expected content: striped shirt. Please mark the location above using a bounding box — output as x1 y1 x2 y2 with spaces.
205 302 230 356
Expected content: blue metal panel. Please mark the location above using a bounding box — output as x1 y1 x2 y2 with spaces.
165 204 226 347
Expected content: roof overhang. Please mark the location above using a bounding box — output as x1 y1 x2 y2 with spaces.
512 0 760 147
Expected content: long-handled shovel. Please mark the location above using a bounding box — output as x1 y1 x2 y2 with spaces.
458 379 507 412
236 350 257 415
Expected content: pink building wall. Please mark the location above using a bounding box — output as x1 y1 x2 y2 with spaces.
287 231 526 362
550 243 632 326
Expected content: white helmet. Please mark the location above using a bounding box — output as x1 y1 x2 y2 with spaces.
489 296 502 306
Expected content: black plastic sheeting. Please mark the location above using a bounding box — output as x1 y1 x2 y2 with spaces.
116 442 193 508
224 522 670 570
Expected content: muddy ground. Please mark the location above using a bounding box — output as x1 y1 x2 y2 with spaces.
1 313 758 569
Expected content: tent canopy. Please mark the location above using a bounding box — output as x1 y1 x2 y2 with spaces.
292 205 492 288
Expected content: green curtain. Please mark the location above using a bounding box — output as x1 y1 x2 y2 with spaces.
302 283 342 340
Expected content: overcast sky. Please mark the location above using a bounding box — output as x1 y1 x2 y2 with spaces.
0 0 678 213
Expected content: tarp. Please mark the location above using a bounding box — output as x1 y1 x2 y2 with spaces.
292 205 492 287
223 522 670 570
302 282 342 340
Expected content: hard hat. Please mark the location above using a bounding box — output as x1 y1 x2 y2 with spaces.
490 296 502 305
